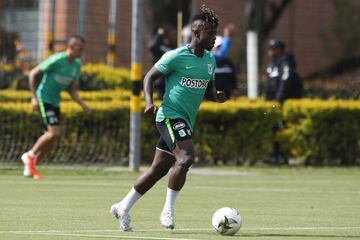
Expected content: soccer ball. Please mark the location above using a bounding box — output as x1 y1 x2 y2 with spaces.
212 207 242 236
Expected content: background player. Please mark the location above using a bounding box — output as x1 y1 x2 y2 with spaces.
21 35 90 180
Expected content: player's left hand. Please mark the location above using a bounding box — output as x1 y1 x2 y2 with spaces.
144 104 157 116
216 91 226 103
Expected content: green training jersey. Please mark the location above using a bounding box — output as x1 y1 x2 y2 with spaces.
36 52 81 107
155 46 216 130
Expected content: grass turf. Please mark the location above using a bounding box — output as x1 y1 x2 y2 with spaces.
0 166 359 240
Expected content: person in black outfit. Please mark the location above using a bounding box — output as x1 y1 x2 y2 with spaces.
148 24 177 99
265 39 303 164
265 39 302 102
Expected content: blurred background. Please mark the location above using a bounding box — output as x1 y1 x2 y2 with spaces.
1 0 359 97
0 0 359 167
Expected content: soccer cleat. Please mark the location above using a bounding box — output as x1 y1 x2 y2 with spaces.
110 203 133 232
160 210 175 230
21 152 43 180
21 153 32 177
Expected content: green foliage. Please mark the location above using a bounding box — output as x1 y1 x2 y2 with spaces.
0 89 131 102
0 65 25 89
0 98 280 165
1 94 359 165
196 99 280 165
322 0 360 61
0 28 17 62
79 64 131 90
0 63 131 90
0 101 131 164
279 99 360 165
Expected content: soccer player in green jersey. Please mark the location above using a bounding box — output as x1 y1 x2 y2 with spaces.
111 5 226 231
21 35 90 180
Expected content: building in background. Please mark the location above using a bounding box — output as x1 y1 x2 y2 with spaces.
0 0 358 78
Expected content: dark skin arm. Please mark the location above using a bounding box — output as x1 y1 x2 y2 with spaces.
143 66 164 115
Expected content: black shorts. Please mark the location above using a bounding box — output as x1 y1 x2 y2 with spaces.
156 118 193 155
38 101 60 129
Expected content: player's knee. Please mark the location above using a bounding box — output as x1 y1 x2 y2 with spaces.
176 154 194 173
47 130 60 140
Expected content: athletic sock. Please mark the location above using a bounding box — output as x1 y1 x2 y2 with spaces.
120 187 142 212
163 188 179 214
28 150 36 158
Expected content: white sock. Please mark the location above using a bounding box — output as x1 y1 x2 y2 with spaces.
163 188 179 214
28 150 36 158
119 187 142 212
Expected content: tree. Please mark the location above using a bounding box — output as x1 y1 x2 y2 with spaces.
144 0 192 35
0 27 18 63
323 0 360 62
244 0 293 67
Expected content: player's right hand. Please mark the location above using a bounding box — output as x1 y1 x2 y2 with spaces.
144 104 157 116
31 97 39 111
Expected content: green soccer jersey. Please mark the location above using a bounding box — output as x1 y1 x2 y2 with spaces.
155 46 216 131
36 52 81 107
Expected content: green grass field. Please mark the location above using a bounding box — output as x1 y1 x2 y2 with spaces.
0 166 359 240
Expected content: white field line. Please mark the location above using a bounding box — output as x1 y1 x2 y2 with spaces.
2 232 202 240
1 227 360 240
0 180 359 194
1 226 360 234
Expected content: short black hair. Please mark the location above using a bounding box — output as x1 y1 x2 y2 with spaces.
268 39 285 50
192 4 219 27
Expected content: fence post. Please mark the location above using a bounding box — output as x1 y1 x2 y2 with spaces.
129 0 143 171
107 0 117 66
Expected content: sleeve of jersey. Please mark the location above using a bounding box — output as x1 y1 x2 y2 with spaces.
39 54 59 72
154 50 178 75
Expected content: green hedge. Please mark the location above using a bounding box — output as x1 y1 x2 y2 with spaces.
1 97 359 165
0 89 131 102
196 100 280 165
278 99 360 165
0 99 280 165
0 63 131 90
79 64 131 90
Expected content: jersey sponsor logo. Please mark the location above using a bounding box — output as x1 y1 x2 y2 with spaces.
178 129 186 137
185 66 195 69
173 122 186 130
46 110 55 117
208 64 213 75
49 116 59 124
180 77 209 89
55 75 73 85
